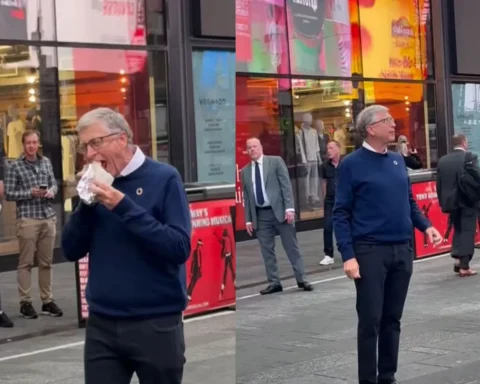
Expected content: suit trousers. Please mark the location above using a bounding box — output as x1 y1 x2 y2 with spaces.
354 242 413 384
451 208 477 269
256 207 307 285
84 312 185 384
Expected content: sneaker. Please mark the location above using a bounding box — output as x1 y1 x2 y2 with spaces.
42 301 63 317
0 312 13 327
20 302 38 319
319 255 334 266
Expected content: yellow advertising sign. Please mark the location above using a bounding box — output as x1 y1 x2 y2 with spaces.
359 0 426 80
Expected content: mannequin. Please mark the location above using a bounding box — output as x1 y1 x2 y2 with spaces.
6 105 25 159
315 119 329 161
297 113 321 209
333 120 347 155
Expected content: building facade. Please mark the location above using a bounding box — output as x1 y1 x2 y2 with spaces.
235 0 469 238
0 0 235 268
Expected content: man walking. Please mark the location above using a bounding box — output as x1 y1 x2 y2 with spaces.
333 105 442 384
241 137 312 295
437 134 479 276
319 140 341 266
61 108 191 384
5 130 62 319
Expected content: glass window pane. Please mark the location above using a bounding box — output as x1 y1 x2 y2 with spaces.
193 50 235 183
292 80 357 219
364 81 434 168
287 0 359 77
55 1 146 45
145 0 166 45
0 0 55 40
452 83 480 158
236 77 293 230
57 47 150 218
0 44 61 254
359 0 431 80
236 0 290 74
148 51 169 163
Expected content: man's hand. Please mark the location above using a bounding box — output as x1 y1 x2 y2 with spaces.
285 210 295 224
90 181 124 210
425 226 442 246
344 258 361 279
44 189 55 199
246 223 254 236
31 188 47 198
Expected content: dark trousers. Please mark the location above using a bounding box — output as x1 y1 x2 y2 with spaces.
323 198 334 257
354 242 413 384
85 312 185 384
451 208 477 270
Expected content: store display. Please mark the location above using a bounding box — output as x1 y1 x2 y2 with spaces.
6 105 25 159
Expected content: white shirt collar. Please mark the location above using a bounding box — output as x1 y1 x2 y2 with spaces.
252 155 264 165
362 141 388 154
454 146 466 152
120 146 146 177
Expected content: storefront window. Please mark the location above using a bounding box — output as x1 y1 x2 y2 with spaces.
57 47 150 217
358 0 431 80
145 0 166 45
235 76 293 230
291 79 357 219
287 0 361 77
192 50 235 184
452 83 480 158
55 1 146 45
148 51 169 163
364 81 433 168
236 0 290 74
0 0 56 41
0 45 61 255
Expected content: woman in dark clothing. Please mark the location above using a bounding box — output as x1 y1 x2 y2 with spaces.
397 135 423 170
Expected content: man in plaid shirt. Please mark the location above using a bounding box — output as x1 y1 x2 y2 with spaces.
5 130 63 319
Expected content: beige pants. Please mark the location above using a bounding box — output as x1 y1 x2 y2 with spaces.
16 217 56 304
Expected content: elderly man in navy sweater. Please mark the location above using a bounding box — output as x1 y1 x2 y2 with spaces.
333 105 442 384
62 108 191 384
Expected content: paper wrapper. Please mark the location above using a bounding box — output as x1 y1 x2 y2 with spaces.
76 162 114 205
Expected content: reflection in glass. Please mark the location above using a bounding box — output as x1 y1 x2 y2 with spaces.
0 0 56 41
55 1 146 45
57 47 150 219
452 83 480 159
0 45 61 255
364 82 433 168
236 0 289 74
292 79 356 219
145 0 166 45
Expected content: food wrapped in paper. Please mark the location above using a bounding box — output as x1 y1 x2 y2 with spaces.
76 162 114 205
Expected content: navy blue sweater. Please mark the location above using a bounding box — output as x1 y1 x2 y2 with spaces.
61 158 192 318
333 147 430 262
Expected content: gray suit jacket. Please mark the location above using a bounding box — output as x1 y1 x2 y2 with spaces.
437 149 480 212
241 155 294 229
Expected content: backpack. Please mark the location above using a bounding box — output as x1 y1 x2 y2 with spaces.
457 151 480 206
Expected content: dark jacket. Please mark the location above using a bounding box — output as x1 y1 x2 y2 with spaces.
436 149 480 212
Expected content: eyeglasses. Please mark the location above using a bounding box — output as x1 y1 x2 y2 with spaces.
370 117 395 126
77 132 121 154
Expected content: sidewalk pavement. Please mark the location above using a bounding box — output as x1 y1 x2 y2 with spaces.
237 229 341 289
236 252 480 384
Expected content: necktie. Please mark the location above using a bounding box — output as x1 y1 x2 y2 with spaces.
255 161 265 206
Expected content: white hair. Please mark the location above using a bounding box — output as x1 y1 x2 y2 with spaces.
76 107 133 144
356 105 389 138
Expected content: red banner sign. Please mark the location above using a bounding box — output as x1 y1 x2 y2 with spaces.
412 181 480 259
77 199 236 321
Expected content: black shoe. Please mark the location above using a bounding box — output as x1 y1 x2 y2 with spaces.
0 312 13 327
260 284 283 295
20 302 38 319
454 264 460 273
378 379 398 384
297 281 314 291
42 301 63 317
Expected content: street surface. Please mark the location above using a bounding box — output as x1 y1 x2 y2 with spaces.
236 251 480 384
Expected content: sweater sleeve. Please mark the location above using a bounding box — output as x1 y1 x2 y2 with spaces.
61 202 96 261
333 161 355 262
408 178 431 232
111 171 192 265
